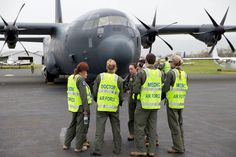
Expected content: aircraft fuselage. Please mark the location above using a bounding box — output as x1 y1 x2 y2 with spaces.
215 58 236 69
43 9 141 81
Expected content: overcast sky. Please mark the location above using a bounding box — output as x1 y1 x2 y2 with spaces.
0 0 236 56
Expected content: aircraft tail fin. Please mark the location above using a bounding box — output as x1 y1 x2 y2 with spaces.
183 51 186 58
55 0 63 23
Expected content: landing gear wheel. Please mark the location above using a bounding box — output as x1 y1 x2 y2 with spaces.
46 71 55 83
43 68 56 83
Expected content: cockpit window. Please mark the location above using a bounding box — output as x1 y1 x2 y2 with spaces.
82 19 99 30
109 16 128 25
98 16 129 27
98 16 110 27
83 16 135 30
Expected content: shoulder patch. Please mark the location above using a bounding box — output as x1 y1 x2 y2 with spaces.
82 80 86 86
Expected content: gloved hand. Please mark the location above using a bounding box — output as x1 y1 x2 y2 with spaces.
119 100 123 106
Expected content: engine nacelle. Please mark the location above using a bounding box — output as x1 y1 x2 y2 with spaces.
191 24 222 47
141 35 155 49
3 25 19 49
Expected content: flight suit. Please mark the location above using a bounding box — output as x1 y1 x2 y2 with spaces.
124 74 137 138
133 65 163 154
92 72 123 155
162 68 188 153
64 74 92 150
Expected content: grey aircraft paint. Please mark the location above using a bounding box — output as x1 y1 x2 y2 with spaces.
43 8 141 81
0 0 236 82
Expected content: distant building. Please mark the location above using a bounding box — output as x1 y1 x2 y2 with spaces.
1 50 43 64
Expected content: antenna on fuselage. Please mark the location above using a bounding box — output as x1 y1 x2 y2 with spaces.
55 0 63 23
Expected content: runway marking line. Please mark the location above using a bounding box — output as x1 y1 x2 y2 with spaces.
4 74 15 77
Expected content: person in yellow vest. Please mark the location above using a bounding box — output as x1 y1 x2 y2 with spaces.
162 57 171 75
91 59 123 156
130 53 163 157
162 54 188 153
63 62 93 152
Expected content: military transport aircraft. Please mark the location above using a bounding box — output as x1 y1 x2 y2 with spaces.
0 0 236 82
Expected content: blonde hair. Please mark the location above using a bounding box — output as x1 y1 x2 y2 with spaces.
106 59 117 73
170 54 183 79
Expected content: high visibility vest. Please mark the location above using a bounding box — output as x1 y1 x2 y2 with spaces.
163 61 171 74
97 73 120 112
140 68 162 109
166 69 188 109
67 74 92 112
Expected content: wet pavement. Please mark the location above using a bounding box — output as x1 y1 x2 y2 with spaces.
0 69 236 157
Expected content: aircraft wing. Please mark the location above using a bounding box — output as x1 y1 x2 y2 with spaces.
183 57 220 61
0 37 44 42
0 22 62 43
136 24 236 35
0 22 58 35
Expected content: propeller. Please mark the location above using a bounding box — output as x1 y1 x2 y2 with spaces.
0 3 29 56
195 7 235 54
136 9 177 53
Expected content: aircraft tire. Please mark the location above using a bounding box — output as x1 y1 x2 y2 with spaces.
46 71 55 83
42 67 55 83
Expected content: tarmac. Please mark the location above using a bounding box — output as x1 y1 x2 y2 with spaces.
0 69 236 157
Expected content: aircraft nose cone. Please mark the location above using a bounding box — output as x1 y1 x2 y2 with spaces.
97 35 135 75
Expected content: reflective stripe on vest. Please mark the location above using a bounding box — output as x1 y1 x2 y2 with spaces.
86 86 93 105
67 74 92 112
166 69 188 109
140 68 162 109
163 61 171 74
97 73 120 112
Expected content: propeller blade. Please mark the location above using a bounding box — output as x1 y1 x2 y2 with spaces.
0 40 7 56
204 9 219 27
135 16 150 30
208 35 219 55
157 22 178 31
223 34 235 52
220 6 229 26
149 45 152 53
0 16 8 26
13 3 25 26
152 8 157 27
17 38 29 56
208 44 216 55
157 35 173 50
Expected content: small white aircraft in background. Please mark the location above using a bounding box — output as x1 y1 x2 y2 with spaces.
0 55 31 66
0 55 17 65
183 49 236 69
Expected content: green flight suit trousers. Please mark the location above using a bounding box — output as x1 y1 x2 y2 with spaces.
93 110 122 154
134 102 157 154
166 105 185 152
128 94 136 135
64 111 88 149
